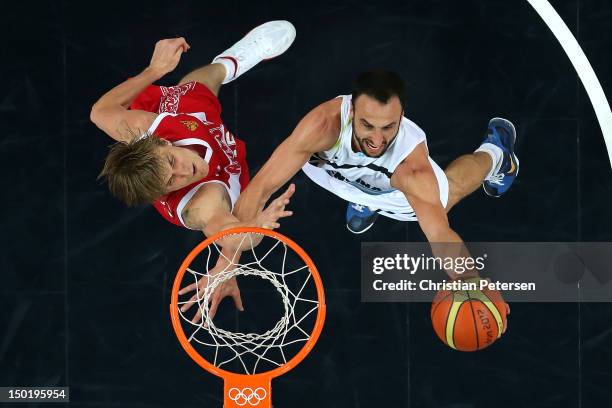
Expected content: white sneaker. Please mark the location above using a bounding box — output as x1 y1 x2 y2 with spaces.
212 20 296 84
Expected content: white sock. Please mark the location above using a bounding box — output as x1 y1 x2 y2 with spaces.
211 59 235 83
475 143 503 179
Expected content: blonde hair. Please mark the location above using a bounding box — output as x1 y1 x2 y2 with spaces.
98 136 167 206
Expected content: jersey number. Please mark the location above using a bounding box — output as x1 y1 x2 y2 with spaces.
211 125 241 175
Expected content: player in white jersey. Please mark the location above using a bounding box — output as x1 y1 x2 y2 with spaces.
234 70 519 240
302 94 448 225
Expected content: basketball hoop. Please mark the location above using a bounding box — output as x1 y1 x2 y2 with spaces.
170 227 326 407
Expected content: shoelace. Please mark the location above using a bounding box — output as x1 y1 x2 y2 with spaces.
233 37 268 62
351 204 365 212
486 172 505 185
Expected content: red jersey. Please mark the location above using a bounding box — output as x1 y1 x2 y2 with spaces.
130 81 249 228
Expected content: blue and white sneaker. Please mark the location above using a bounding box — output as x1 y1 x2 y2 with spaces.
346 203 379 234
481 117 520 197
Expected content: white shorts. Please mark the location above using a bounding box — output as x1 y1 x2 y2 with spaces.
301 157 449 221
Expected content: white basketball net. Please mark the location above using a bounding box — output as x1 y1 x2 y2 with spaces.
176 232 320 375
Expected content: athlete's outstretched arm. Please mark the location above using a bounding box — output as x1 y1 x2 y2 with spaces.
233 98 342 222
179 187 294 324
392 142 510 321
391 143 460 242
90 38 190 142
177 182 295 323
180 183 295 247
391 142 477 280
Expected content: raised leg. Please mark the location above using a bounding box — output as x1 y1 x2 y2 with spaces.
444 152 492 212
445 117 520 211
177 21 296 96
178 63 226 96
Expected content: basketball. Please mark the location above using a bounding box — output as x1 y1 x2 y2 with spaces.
431 278 509 352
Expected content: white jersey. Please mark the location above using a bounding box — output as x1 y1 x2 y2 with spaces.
301 95 448 221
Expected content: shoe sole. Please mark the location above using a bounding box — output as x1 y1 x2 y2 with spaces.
248 20 296 61
346 222 376 234
213 21 296 83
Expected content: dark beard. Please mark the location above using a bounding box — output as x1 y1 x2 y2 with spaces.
351 122 399 158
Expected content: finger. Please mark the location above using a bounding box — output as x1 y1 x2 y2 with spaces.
282 183 296 199
201 291 220 328
175 37 189 50
181 293 198 312
233 291 245 312
191 306 203 324
502 302 510 334
278 210 293 218
178 282 197 295
209 295 221 321
180 293 199 312
275 187 293 204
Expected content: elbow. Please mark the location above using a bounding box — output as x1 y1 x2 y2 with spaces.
90 99 111 126
90 104 101 126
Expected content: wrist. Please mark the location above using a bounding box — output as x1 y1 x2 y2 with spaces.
451 271 481 281
143 66 165 81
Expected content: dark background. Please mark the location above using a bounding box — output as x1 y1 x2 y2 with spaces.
2 0 612 406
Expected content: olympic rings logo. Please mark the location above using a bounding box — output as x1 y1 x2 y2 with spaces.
228 387 268 406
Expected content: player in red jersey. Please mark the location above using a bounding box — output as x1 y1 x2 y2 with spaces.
90 21 297 319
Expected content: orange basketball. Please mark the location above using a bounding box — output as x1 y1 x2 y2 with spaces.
431 279 509 352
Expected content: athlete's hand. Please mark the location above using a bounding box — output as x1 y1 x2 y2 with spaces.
256 183 295 229
147 38 191 77
456 277 511 334
496 288 510 334
178 257 244 324
487 288 510 334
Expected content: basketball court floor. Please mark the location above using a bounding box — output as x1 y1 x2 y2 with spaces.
2 0 611 406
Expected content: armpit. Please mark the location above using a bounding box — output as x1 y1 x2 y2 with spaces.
181 207 206 230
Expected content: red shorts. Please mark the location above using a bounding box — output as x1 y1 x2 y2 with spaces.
130 81 222 122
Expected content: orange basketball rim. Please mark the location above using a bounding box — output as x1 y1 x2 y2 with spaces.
170 227 326 407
